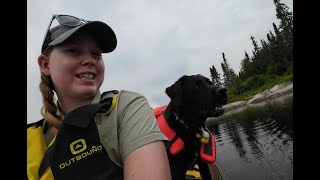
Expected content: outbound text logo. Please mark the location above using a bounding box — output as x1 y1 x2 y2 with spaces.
70 139 87 155
59 139 104 169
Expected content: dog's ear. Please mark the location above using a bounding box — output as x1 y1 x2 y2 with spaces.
165 76 186 106
196 74 213 85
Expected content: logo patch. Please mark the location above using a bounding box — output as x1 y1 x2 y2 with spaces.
70 139 87 155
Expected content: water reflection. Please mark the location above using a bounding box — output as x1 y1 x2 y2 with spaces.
207 98 293 180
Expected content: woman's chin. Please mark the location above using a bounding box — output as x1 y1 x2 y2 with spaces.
74 86 98 97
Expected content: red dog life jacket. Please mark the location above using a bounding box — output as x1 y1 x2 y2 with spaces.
152 105 216 166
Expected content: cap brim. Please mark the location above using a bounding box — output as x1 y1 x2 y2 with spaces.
48 21 117 53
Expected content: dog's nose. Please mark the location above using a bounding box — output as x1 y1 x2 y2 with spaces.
215 87 227 105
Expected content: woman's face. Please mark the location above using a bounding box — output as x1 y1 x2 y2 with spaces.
39 33 105 101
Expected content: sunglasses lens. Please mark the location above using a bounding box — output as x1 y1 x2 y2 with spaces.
57 15 80 26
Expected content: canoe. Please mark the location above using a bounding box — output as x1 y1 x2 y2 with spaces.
185 160 230 180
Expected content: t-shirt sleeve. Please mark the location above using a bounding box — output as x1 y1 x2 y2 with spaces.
117 91 168 161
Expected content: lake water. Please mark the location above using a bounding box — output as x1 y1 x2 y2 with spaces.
207 99 293 180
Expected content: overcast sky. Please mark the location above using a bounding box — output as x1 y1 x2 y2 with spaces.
27 0 293 123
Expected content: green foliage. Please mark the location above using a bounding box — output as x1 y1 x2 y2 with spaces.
221 52 238 87
226 73 292 103
209 0 293 103
243 75 267 90
210 65 222 86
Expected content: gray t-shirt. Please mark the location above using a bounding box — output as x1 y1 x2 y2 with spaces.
51 90 168 167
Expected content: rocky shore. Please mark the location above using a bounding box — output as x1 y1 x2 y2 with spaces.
220 82 293 116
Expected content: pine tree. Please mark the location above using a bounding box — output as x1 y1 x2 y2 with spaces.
250 36 260 58
274 0 293 44
221 52 237 87
274 0 293 65
250 36 261 73
209 65 222 86
239 51 254 79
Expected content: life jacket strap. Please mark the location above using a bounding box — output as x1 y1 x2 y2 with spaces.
27 90 119 180
199 128 216 166
152 105 217 166
153 105 185 155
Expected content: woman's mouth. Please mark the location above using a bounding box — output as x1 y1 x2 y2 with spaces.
76 73 96 80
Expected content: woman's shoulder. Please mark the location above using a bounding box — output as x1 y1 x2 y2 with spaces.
115 90 151 110
27 119 44 129
118 90 146 99
100 90 149 109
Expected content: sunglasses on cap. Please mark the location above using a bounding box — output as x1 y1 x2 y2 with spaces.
41 14 117 53
42 14 90 51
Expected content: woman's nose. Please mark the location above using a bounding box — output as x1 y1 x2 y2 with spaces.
81 56 96 66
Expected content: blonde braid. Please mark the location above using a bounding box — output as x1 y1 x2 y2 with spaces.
39 73 61 136
39 47 61 136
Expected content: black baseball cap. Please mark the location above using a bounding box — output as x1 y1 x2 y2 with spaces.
41 21 117 53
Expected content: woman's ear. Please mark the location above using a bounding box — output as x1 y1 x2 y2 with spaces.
38 54 50 76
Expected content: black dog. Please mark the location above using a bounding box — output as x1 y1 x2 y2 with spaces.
153 74 227 180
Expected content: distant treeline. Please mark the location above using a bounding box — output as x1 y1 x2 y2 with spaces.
209 0 293 103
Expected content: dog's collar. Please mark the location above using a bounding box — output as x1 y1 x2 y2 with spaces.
173 111 210 144
173 111 191 130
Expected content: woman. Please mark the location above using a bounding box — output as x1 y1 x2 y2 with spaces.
27 14 171 180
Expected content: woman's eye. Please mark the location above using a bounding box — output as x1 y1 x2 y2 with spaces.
68 49 80 55
92 52 102 58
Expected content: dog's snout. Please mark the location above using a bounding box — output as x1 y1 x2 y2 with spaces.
214 87 227 105
216 87 227 95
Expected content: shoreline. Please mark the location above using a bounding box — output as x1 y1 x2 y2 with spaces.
207 82 293 121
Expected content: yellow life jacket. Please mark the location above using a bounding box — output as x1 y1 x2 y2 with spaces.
27 90 119 180
27 119 48 180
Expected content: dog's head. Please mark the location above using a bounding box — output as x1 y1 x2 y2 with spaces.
166 74 227 125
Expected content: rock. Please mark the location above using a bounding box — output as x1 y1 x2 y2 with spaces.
223 101 246 112
223 82 293 114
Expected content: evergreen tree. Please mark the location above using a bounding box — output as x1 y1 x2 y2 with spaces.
250 36 260 57
261 39 268 49
250 36 262 73
221 63 229 86
221 52 237 87
267 30 276 44
239 51 254 80
270 22 290 75
274 0 293 66
274 0 293 44
209 65 222 86
207 0 293 103
273 22 281 37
